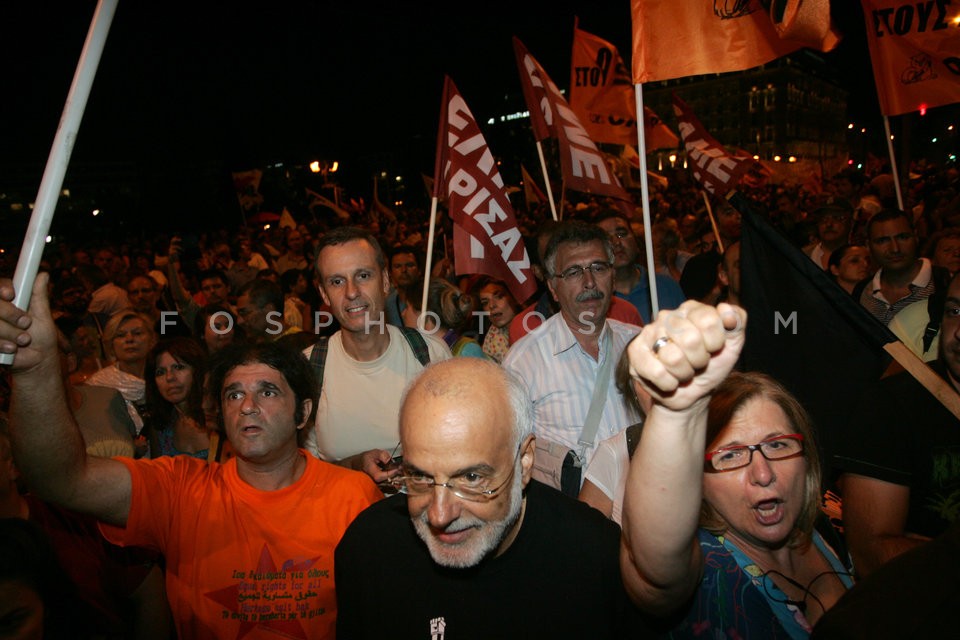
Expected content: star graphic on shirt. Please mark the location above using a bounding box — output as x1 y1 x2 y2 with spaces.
204 544 322 639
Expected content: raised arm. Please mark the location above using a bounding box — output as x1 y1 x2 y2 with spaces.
0 275 132 526
165 236 194 311
619 301 746 615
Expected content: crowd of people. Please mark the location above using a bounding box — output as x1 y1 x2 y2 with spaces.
0 157 958 638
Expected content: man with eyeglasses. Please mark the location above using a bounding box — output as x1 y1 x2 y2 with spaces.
334 358 647 638
803 203 854 270
595 210 686 324
503 221 644 496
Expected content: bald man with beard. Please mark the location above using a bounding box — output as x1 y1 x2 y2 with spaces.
334 358 647 639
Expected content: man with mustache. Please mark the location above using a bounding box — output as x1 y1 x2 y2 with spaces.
503 222 643 496
335 358 645 638
836 271 960 578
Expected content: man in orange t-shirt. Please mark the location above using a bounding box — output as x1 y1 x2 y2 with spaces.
0 276 381 640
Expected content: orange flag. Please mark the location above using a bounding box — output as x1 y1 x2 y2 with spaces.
861 0 960 116
570 26 680 150
643 105 679 151
514 36 634 203
631 0 839 83
432 76 537 304
570 26 637 146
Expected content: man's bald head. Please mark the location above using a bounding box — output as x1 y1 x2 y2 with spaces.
400 358 532 448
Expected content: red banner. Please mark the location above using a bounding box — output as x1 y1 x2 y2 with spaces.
673 95 759 196
520 164 547 208
433 76 537 304
631 0 838 83
861 0 960 116
514 37 633 203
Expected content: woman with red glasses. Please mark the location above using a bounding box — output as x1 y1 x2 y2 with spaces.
620 302 852 638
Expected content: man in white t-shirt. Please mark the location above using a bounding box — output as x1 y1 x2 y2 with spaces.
303 227 451 483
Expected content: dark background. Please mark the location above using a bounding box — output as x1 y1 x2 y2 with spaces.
0 1 881 236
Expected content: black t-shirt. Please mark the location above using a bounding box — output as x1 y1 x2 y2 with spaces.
833 361 960 539
334 480 652 639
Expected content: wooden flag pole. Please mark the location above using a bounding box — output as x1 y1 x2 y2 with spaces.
2 0 119 366
882 115 905 211
634 84 660 318
704 191 724 255
536 141 559 221
420 197 440 328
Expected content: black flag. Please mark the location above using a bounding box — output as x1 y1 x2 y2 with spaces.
735 192 896 481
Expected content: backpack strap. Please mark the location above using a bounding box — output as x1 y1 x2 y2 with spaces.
923 266 952 354
308 336 331 393
309 329 428 394
399 327 431 366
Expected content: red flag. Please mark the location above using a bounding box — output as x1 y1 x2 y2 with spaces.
514 37 634 203
631 0 839 83
861 0 960 116
520 164 547 208
433 76 537 304
673 95 760 196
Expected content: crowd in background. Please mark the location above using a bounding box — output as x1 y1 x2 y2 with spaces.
1 156 959 637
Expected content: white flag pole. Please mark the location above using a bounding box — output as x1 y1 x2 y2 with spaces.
633 84 660 318
536 141 559 221
2 0 119 366
420 197 440 326
882 115 905 211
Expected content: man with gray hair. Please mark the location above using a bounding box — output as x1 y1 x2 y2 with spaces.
502 220 642 496
334 357 643 638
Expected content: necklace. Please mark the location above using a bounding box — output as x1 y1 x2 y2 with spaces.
762 569 852 614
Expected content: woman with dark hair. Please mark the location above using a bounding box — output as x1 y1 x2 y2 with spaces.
144 337 226 460
418 279 486 358
827 244 872 295
621 303 853 637
473 276 520 363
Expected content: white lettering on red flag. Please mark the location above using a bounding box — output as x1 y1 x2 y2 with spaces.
434 76 537 304
673 95 757 196
514 37 634 203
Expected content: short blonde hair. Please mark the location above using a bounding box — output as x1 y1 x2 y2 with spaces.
102 311 156 361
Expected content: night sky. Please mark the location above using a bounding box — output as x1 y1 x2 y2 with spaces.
0 1 877 232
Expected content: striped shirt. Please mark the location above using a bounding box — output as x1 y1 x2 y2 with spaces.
503 314 642 467
860 258 934 325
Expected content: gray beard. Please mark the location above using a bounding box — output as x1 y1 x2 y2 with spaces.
412 464 524 569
